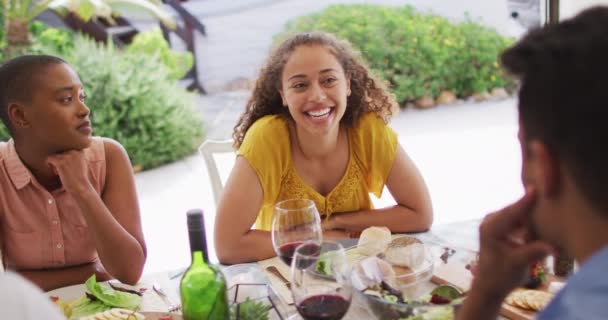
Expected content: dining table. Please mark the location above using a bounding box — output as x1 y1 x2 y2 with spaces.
48 219 515 319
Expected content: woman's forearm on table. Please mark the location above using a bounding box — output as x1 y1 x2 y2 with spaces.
18 261 111 292
216 230 276 265
329 205 432 233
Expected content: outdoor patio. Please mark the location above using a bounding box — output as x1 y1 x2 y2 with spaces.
136 95 522 275
124 0 526 275
0 0 526 276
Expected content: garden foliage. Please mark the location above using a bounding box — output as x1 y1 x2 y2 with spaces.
0 25 204 170
279 4 514 103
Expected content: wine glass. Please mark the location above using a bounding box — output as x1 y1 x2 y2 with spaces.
271 199 323 266
290 241 352 320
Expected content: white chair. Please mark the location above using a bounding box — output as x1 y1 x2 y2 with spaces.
198 139 235 206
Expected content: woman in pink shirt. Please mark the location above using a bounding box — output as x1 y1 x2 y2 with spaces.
0 55 146 291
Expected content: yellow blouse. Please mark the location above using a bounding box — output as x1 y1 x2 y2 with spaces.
238 113 398 230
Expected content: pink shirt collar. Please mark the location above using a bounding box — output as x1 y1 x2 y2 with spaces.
4 140 33 190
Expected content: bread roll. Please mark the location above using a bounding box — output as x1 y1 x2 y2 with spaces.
384 236 426 269
357 226 391 256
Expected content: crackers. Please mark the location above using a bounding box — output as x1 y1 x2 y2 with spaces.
505 289 554 311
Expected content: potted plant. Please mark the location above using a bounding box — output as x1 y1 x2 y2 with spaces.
1 0 175 46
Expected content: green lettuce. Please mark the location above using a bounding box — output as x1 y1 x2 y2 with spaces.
68 295 111 320
85 275 142 310
399 306 454 320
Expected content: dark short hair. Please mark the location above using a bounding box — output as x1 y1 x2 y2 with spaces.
0 55 67 133
501 6 608 213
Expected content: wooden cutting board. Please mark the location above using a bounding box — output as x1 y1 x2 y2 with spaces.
499 274 563 320
431 261 564 320
431 260 473 293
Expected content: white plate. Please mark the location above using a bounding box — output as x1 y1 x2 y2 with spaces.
47 280 170 313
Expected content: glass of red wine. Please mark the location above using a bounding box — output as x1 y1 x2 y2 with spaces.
290 241 352 320
271 199 323 266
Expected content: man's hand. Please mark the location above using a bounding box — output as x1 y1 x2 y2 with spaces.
473 189 554 298
47 150 92 195
457 190 554 320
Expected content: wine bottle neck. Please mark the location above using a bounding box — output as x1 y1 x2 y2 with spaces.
191 250 208 266
188 229 210 263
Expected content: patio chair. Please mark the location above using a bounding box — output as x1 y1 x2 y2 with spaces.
198 139 235 206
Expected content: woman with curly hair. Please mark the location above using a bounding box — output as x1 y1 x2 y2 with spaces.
215 32 433 264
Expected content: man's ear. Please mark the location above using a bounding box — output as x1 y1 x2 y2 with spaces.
528 140 560 196
7 102 29 129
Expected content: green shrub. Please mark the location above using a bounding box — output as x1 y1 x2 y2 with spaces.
29 22 74 55
0 33 204 170
279 4 514 103
0 103 7 140
127 28 194 80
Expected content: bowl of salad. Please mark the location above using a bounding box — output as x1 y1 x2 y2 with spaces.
350 240 463 320
356 282 464 320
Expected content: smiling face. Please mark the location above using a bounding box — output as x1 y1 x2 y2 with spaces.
13 63 92 152
279 45 351 136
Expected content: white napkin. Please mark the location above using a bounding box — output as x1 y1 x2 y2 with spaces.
257 257 294 305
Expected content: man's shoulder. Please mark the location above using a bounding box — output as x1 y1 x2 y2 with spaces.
539 282 608 320
538 250 608 320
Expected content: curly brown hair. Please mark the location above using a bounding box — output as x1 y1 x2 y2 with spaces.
232 32 398 148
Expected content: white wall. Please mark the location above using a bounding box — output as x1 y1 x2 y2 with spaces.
560 0 608 19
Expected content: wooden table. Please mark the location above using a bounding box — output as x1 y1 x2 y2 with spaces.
135 221 514 319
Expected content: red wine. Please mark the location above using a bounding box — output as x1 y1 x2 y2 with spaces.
296 294 350 320
278 242 320 266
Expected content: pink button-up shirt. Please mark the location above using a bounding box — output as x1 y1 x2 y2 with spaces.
0 138 106 270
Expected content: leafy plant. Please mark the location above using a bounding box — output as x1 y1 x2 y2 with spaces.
1 0 53 45
1 0 174 46
279 4 515 103
29 21 74 54
50 0 175 29
127 28 194 80
0 117 7 142
229 298 271 320
0 33 204 170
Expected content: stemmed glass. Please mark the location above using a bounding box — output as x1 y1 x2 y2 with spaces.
290 241 352 320
271 199 323 266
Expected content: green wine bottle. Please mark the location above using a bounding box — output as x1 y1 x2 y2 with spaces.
180 209 229 320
